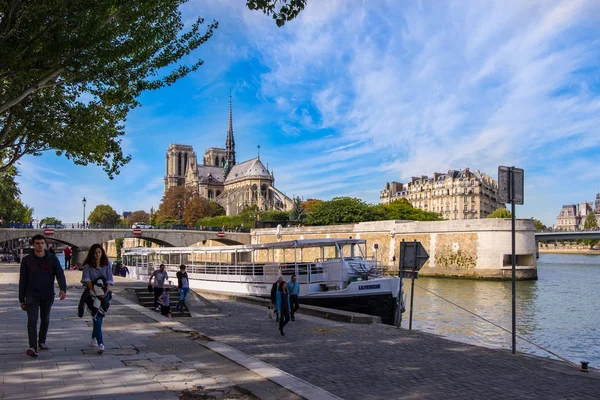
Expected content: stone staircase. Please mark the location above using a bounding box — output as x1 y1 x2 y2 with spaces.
133 288 191 318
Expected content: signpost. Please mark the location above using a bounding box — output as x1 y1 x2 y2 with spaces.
132 228 142 236
498 165 525 355
398 239 430 330
43 228 55 236
217 231 225 239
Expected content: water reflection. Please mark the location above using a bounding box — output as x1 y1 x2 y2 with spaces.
405 253 600 366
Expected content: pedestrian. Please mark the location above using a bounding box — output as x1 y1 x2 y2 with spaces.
175 264 189 312
63 246 72 270
269 277 283 321
287 274 300 321
18 234 67 357
275 280 291 336
148 264 169 310
158 288 172 319
80 244 114 354
112 261 120 277
119 264 129 277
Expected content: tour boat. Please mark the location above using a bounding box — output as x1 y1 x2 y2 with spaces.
122 238 403 324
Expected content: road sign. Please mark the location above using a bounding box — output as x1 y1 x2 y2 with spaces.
498 166 524 205
400 241 429 272
43 228 54 236
132 228 142 235
217 231 225 238
401 270 419 279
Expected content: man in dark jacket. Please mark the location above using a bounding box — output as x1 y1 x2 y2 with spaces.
175 264 189 312
19 234 67 357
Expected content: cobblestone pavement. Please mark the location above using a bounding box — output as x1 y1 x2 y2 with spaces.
0 266 304 400
183 293 600 400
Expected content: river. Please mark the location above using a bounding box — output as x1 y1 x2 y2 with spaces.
404 253 600 367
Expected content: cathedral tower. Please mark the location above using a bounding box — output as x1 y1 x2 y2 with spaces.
165 144 195 192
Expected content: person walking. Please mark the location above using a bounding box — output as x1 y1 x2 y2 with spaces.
19 234 67 357
149 264 169 311
175 264 189 312
159 288 172 319
275 281 291 336
269 277 283 321
287 274 300 321
63 246 72 270
80 244 114 354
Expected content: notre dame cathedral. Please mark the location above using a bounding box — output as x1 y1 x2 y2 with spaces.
164 98 293 216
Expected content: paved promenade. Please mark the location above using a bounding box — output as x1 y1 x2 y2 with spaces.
2 264 599 399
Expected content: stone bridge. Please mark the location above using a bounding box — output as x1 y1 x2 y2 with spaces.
0 228 251 264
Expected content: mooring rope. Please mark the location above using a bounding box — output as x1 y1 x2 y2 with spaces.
413 283 580 367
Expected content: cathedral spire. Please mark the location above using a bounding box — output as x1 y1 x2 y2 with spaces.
225 94 236 176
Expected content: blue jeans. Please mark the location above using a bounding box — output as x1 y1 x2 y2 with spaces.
92 292 111 345
177 288 189 311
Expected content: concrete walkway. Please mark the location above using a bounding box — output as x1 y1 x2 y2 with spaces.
0 265 335 400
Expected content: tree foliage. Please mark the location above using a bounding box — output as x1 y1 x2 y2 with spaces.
582 213 599 249
126 210 150 225
0 1 218 176
304 197 376 225
0 167 33 223
157 186 225 226
246 0 306 27
533 219 546 231
289 196 306 222
302 198 323 213
487 208 512 218
380 198 442 221
40 217 62 226
88 204 121 226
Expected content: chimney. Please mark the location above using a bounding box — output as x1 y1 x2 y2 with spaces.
465 167 470 176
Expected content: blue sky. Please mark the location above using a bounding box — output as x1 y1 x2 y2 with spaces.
16 0 600 226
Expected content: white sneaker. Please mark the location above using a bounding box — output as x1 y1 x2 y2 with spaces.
97 344 105 354
90 338 98 347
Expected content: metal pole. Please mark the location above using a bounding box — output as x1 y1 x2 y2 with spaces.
511 167 516 355
83 203 86 229
409 240 417 331
397 240 405 328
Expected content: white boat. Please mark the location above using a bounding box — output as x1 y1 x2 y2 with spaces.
122 238 403 324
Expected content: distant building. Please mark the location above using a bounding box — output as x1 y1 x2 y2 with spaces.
122 211 132 219
380 168 505 220
164 98 293 216
556 193 600 230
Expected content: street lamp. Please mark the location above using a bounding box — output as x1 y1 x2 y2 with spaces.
82 197 87 229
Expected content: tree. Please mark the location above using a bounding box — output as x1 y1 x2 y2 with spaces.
88 204 121 226
156 186 195 223
0 167 33 223
183 196 211 226
533 219 546 232
126 210 150 225
304 197 375 225
582 213 599 249
115 238 124 259
487 208 512 218
302 198 323 213
1 2 221 176
247 0 307 27
40 217 62 226
208 201 226 217
260 210 290 222
289 196 306 222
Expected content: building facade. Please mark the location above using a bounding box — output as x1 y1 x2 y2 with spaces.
380 168 505 220
556 193 600 230
164 99 293 216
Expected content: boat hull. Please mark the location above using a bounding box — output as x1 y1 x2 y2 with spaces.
299 292 397 325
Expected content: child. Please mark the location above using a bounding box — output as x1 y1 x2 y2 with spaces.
158 288 172 319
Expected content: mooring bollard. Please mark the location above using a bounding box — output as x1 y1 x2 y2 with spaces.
580 361 589 372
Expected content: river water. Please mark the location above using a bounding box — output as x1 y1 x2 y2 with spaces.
404 253 600 367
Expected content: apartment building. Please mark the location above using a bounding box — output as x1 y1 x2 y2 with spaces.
380 168 505 220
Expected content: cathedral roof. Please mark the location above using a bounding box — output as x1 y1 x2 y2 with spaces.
225 157 271 183
197 165 225 183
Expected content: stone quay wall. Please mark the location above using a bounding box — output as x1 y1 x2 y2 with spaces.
251 219 537 280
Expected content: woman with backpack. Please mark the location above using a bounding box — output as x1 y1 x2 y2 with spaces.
80 244 114 354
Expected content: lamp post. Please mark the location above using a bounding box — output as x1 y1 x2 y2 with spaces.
82 197 87 229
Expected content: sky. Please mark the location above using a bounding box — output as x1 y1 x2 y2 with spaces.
15 0 600 227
